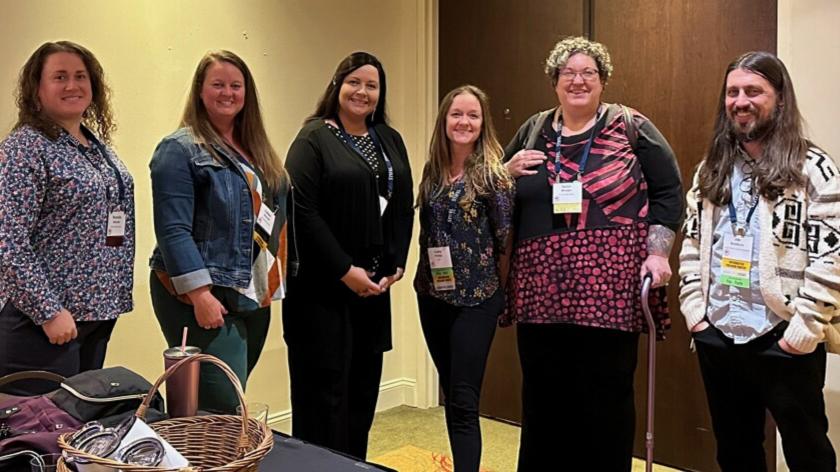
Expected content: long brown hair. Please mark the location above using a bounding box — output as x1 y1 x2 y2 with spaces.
417 85 512 208
15 41 115 143
699 51 808 205
181 50 286 191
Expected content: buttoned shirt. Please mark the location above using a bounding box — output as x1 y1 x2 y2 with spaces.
0 125 135 324
707 155 782 343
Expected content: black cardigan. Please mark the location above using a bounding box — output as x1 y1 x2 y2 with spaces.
285 119 414 285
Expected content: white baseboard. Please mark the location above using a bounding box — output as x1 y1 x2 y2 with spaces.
268 377 418 435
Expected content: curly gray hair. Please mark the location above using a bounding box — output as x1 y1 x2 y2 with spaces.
545 36 613 86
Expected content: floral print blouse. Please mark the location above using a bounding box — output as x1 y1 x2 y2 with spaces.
414 177 514 307
0 125 135 324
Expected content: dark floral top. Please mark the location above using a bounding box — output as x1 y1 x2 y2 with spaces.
0 125 135 325
414 177 514 306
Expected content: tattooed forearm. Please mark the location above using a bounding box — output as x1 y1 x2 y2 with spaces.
647 224 676 257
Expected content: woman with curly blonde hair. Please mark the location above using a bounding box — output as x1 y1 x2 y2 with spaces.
414 85 513 471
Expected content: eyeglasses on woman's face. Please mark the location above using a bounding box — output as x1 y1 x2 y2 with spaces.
558 67 600 83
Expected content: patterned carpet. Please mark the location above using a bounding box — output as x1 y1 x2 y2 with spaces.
368 406 682 472
372 445 492 472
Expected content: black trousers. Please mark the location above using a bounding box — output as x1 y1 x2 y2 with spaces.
417 290 503 472
0 302 117 395
517 323 640 472
284 290 388 460
694 324 836 472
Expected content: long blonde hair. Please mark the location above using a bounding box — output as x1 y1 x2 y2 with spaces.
418 85 511 208
181 50 286 191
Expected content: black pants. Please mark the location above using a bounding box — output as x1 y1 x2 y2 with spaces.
517 323 640 472
284 289 388 460
694 324 836 472
417 290 503 472
0 302 116 395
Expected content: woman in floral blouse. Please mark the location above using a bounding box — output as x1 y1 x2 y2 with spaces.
0 41 135 395
414 85 514 472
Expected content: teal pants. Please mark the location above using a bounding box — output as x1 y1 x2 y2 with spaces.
150 273 270 413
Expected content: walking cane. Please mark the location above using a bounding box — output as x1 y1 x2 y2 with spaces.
641 273 656 472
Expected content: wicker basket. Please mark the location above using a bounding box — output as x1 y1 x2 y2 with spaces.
56 354 273 471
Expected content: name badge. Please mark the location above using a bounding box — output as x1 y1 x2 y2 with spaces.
552 182 582 214
256 204 276 235
379 196 389 216
428 246 456 291
720 234 753 288
106 210 126 247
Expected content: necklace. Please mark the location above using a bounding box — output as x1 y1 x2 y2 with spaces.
448 170 464 183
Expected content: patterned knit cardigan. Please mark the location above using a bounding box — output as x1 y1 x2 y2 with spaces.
679 146 840 354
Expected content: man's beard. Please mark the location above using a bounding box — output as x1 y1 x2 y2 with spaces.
727 104 777 143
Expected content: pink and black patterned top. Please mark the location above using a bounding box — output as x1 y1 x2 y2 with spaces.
501 105 681 336
0 125 135 325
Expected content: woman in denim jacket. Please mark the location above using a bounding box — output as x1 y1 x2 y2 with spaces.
149 50 289 413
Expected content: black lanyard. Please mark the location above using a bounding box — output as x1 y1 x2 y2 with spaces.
444 180 466 236
77 127 126 203
552 106 602 182
335 118 394 200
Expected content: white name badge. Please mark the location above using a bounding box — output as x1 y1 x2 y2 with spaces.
379 196 389 216
428 246 456 291
256 204 276 235
106 210 125 247
720 234 753 288
552 181 582 214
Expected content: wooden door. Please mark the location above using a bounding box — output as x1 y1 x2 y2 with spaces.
439 0 586 424
438 1 778 470
593 1 777 470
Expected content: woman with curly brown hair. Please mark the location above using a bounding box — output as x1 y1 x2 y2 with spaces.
0 41 135 395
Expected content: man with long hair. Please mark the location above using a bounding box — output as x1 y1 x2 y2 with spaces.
679 51 838 471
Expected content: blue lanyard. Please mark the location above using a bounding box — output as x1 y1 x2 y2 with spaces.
335 118 394 200
727 190 759 236
553 106 602 181
77 127 126 203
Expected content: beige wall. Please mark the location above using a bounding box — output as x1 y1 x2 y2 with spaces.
778 0 840 469
0 0 437 429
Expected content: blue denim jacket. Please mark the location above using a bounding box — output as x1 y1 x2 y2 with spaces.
149 127 288 295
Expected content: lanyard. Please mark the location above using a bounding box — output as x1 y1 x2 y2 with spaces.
553 106 602 181
727 189 759 236
77 127 126 203
335 118 394 200
444 180 466 235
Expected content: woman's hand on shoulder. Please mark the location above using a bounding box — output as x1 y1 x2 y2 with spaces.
186 285 228 329
42 309 78 345
378 267 405 292
505 150 546 178
341 265 382 297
